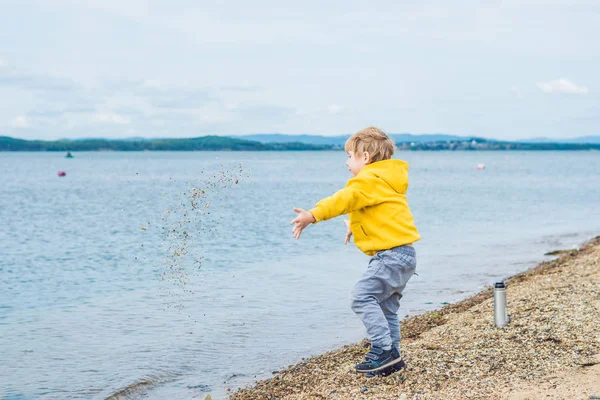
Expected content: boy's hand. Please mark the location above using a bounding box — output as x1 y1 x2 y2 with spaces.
290 207 316 239
344 219 353 244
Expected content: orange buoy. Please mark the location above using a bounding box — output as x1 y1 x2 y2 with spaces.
58 171 66 177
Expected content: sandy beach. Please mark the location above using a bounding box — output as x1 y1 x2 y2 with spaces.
230 237 600 400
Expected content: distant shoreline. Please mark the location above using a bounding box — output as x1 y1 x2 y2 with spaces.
2 135 600 151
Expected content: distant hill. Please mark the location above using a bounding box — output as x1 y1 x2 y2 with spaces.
2 135 599 151
59 136 154 142
0 136 332 151
522 136 600 144
234 133 467 145
237 133 600 145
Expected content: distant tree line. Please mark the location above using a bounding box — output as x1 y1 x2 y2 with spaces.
1 135 599 151
397 139 600 151
0 136 333 151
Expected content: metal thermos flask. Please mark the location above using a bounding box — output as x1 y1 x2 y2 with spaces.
494 281 509 327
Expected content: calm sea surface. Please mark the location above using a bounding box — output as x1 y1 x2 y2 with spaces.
1 151 599 399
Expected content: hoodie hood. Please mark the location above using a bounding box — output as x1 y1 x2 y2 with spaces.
360 159 409 194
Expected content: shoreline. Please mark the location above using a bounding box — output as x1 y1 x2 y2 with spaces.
230 236 600 399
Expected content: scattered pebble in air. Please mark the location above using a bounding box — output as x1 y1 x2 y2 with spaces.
156 164 250 313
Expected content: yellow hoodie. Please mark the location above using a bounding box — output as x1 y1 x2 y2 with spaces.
310 159 420 256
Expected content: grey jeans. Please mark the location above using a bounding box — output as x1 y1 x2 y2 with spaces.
350 245 416 351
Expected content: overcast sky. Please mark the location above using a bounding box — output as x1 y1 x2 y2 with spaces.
1 0 598 140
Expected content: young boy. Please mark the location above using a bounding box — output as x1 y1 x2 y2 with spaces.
290 126 420 376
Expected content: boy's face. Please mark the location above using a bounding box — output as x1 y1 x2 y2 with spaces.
346 151 369 176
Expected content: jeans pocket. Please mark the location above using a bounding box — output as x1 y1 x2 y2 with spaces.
367 258 385 277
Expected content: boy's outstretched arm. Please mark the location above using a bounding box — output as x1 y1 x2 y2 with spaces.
290 207 316 239
310 174 382 223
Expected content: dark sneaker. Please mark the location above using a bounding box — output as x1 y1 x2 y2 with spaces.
365 359 406 378
355 346 402 373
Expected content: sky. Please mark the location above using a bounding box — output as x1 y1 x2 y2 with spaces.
0 0 598 140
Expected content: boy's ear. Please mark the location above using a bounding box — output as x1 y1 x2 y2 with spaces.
362 151 371 163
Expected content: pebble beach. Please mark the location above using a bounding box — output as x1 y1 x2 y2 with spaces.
230 237 600 400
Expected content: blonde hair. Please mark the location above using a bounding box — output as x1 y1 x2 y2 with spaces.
344 126 395 163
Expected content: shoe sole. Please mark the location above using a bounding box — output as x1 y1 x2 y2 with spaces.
356 357 404 374
365 360 406 378
383 359 406 375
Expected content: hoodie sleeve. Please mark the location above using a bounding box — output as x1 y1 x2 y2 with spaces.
309 173 382 222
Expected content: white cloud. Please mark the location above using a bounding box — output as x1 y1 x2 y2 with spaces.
328 104 344 114
92 112 131 124
510 86 523 98
141 79 164 90
536 79 589 94
42 0 150 20
12 115 30 128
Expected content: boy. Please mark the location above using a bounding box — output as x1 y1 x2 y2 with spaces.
290 126 420 376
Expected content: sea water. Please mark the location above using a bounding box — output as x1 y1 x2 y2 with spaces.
1 151 599 399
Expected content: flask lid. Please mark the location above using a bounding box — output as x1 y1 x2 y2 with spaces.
494 281 506 288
